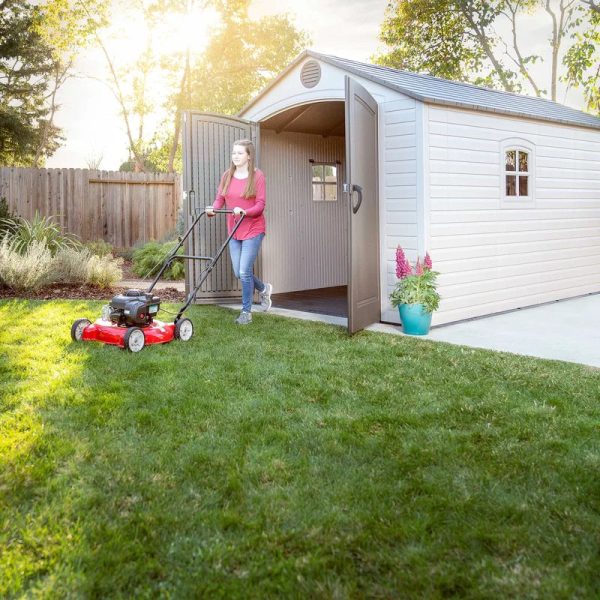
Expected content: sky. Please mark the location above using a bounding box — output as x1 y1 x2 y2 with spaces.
46 0 586 170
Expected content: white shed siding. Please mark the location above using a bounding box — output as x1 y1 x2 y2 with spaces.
427 106 600 325
381 97 419 323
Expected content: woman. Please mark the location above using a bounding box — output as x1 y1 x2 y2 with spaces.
206 139 272 325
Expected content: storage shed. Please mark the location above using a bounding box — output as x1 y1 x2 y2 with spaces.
182 50 600 332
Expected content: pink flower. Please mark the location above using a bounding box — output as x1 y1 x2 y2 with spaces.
396 246 412 279
415 258 424 276
424 252 432 271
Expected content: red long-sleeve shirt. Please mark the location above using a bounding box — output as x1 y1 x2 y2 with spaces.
213 169 266 240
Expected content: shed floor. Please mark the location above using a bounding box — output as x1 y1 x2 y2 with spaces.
271 286 347 317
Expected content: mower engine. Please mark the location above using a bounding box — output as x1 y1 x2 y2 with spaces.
106 289 161 327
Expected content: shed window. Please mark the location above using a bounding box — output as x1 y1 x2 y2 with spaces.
311 162 338 202
505 149 529 197
500 139 535 207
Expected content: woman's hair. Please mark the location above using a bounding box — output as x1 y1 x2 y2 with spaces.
219 139 257 199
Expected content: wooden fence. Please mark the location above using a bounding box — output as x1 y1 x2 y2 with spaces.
0 167 182 248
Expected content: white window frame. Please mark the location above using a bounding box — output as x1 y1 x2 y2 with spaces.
500 138 535 208
310 161 339 202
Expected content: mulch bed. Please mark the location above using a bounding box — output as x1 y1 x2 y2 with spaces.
0 284 186 303
0 258 187 303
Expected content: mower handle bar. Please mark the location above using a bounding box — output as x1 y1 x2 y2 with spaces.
146 209 245 319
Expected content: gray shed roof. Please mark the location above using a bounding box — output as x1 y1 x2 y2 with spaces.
242 50 600 132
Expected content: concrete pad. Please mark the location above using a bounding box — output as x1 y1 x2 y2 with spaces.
424 294 600 368
221 294 600 368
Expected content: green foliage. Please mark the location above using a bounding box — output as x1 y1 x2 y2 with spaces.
103 0 307 172
390 269 441 312
563 4 600 114
188 2 311 115
86 253 123 288
374 0 597 106
0 0 62 165
0 238 54 291
1 212 81 257
0 242 122 291
1 301 600 597
84 239 114 258
375 0 520 91
132 240 184 280
0 198 18 239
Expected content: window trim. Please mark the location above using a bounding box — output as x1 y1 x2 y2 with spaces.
500 138 535 208
310 160 339 203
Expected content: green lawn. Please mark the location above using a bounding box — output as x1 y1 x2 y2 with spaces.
1 299 599 598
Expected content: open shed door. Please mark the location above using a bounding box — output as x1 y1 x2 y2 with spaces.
345 77 380 333
182 112 259 300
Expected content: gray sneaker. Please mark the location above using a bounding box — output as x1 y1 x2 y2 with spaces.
234 311 252 325
259 283 272 312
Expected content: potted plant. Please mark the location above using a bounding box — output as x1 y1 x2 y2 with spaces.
389 246 440 335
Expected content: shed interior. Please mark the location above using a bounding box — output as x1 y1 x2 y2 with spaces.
258 101 348 316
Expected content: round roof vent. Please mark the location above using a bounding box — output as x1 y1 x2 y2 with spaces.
300 60 321 89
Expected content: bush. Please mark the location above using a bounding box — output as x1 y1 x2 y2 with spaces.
2 212 81 256
132 240 184 280
53 247 93 284
0 197 17 240
87 254 123 288
85 239 114 257
53 247 123 288
0 238 54 291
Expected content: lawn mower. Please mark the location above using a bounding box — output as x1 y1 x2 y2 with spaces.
71 209 244 352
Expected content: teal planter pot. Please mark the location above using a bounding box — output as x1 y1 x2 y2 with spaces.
399 303 433 335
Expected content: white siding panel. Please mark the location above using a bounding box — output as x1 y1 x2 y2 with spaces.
431 208 600 223
385 135 417 149
385 185 417 199
432 219 600 237
427 105 600 325
386 159 417 174
437 253 600 286
385 109 416 125
381 96 419 321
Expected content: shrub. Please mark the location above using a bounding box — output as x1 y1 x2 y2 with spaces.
132 240 184 280
2 212 81 256
0 197 17 240
85 239 114 257
87 254 123 288
53 247 93 284
0 238 54 291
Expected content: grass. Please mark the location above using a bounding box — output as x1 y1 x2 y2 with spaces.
1 299 599 598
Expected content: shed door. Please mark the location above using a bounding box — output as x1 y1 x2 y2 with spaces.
182 112 259 299
345 76 380 333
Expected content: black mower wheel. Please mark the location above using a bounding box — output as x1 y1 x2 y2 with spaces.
175 318 194 341
71 318 91 341
123 327 145 352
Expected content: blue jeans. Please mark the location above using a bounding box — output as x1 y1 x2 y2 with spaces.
229 233 266 313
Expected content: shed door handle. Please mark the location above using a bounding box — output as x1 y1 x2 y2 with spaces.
351 184 363 214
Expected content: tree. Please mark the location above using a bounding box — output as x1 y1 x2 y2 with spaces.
33 0 106 166
163 0 309 172
375 0 598 111
0 0 60 165
564 1 600 112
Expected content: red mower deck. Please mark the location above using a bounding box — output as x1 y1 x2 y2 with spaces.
82 319 176 348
